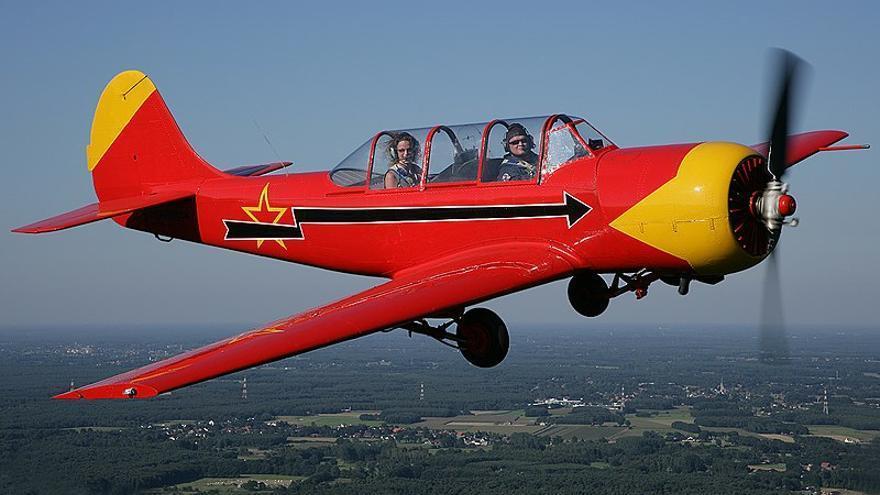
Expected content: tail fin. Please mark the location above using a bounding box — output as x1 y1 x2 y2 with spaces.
88 71 222 202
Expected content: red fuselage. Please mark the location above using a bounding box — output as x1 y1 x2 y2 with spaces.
125 143 703 279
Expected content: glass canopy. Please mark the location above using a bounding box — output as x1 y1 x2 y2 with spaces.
330 114 613 188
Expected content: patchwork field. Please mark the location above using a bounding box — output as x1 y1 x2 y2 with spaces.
747 463 787 472
419 410 519 426
150 474 304 494
820 489 869 495
273 406 705 440
627 407 694 430
807 425 879 443
63 426 128 432
417 410 544 434
701 426 795 443
758 433 796 444
535 424 627 440
276 411 383 427
273 406 877 448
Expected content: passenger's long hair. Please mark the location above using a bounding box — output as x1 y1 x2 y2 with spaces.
386 132 421 165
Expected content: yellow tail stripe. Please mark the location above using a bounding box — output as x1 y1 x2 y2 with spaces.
86 70 157 171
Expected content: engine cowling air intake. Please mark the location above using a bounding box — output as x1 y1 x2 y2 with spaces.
728 155 798 256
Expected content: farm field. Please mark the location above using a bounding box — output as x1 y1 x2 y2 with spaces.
702 426 795 443
626 407 694 431
536 408 696 440
807 425 879 443
416 410 544 434
146 474 304 494
62 426 128 432
276 411 383 427
535 424 626 440
747 463 787 472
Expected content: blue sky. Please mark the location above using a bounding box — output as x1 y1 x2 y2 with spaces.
1 1 877 332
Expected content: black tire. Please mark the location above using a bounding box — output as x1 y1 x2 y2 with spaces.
456 308 509 368
568 272 610 317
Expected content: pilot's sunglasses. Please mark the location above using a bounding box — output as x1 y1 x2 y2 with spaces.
509 139 528 146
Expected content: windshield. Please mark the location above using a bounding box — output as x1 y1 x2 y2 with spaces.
329 138 373 187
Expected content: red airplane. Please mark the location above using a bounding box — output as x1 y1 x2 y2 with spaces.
14 53 867 400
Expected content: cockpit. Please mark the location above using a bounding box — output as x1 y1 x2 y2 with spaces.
330 114 614 189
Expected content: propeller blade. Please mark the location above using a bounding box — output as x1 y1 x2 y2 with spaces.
759 249 789 363
766 49 806 180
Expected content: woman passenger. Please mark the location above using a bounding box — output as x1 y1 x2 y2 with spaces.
384 132 422 188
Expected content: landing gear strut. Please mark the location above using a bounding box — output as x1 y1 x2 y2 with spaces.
567 270 661 319
398 307 509 368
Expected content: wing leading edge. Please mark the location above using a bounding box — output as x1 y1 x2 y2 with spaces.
56 241 576 399
750 130 848 169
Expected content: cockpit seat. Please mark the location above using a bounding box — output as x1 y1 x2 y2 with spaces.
481 158 504 182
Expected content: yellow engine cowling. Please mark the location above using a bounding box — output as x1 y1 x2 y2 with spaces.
609 142 769 276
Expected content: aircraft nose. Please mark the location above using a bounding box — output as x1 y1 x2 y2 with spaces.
607 142 769 276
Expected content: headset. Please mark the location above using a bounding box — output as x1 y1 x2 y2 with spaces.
502 124 535 153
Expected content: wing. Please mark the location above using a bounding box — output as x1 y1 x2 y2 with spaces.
750 130 847 169
55 241 576 399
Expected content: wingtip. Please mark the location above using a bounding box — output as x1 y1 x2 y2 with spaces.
53 390 85 400
12 225 51 234
12 220 55 233
53 383 159 400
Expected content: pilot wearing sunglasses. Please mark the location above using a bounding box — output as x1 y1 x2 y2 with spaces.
497 123 538 182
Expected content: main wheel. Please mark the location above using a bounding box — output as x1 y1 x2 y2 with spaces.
456 308 509 368
568 272 610 317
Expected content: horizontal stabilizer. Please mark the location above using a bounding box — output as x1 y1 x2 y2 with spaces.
224 161 292 177
12 190 192 234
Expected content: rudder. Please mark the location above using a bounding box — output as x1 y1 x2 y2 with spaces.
88 71 222 202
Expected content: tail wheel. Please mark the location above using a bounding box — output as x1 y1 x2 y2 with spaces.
456 308 509 368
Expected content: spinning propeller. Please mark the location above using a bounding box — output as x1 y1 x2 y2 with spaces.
755 49 806 363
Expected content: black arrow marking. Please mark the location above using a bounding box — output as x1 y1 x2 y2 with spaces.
222 220 302 241
224 192 591 241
